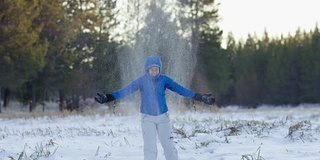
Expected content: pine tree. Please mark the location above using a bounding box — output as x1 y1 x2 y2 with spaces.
0 0 48 107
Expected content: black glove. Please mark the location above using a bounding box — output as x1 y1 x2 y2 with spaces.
193 93 216 105
94 93 115 104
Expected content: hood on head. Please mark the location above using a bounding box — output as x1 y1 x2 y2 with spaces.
144 55 162 73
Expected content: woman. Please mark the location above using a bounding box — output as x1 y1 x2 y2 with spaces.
95 55 215 160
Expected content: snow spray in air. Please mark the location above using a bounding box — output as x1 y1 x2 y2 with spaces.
117 0 197 109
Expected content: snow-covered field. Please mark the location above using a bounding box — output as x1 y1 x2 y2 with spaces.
1 103 320 160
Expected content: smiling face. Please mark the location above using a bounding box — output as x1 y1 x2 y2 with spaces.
148 66 160 77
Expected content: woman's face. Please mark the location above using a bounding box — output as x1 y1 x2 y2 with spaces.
148 66 160 77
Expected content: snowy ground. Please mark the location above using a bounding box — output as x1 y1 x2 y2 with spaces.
1 103 320 160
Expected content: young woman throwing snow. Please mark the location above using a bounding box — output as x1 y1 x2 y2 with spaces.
95 55 215 160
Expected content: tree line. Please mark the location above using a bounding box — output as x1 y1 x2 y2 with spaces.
217 27 320 107
1 0 319 113
0 0 119 112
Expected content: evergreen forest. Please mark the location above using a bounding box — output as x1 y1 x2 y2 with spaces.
1 0 320 112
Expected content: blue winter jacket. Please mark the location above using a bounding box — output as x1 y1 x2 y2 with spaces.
111 56 196 116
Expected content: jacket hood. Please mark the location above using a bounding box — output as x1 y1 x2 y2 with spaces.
144 55 162 73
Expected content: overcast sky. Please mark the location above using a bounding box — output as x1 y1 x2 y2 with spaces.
216 0 320 46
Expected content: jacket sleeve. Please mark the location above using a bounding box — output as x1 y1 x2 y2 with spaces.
112 77 142 100
165 76 195 98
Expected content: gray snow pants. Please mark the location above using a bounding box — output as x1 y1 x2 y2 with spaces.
141 113 179 160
